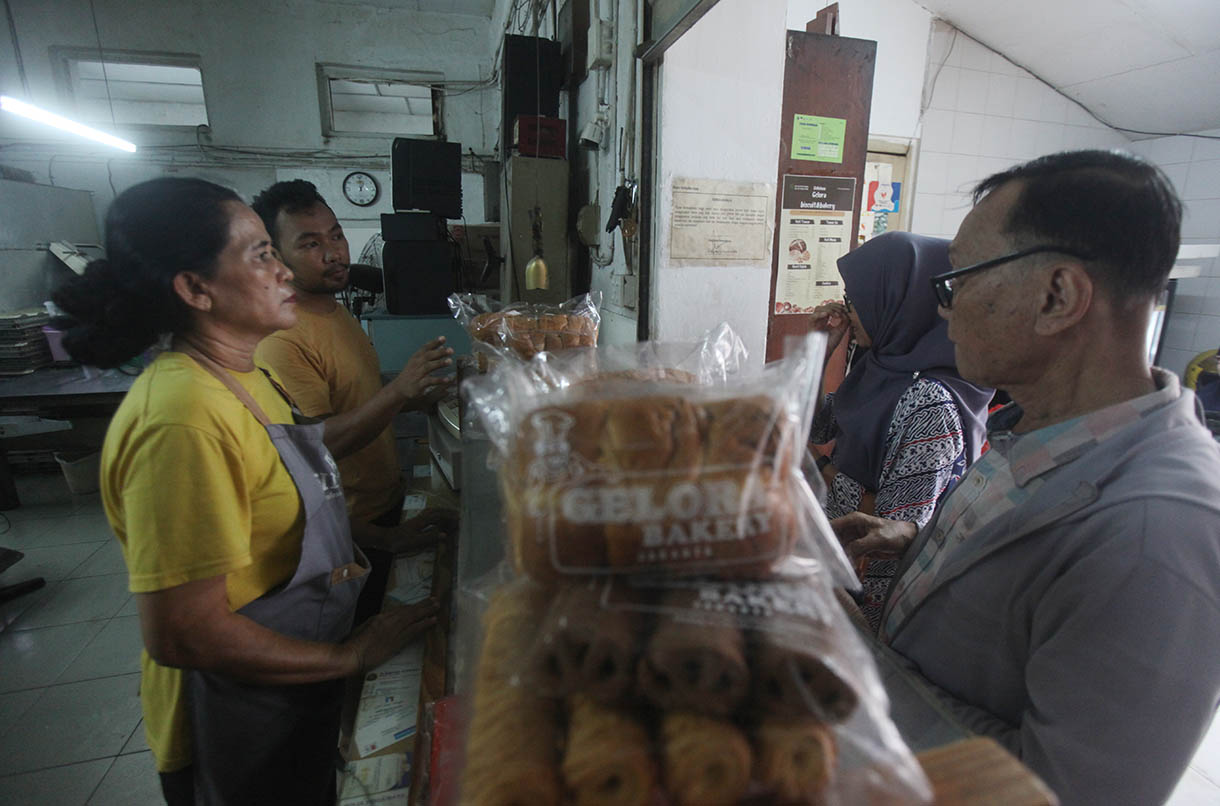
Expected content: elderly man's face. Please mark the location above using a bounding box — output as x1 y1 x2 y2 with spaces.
941 181 1043 389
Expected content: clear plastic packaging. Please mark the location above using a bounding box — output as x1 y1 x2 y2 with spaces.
455 325 931 805
448 292 602 368
464 325 852 585
458 574 932 805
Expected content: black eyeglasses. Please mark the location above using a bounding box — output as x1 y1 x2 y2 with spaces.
930 245 1095 308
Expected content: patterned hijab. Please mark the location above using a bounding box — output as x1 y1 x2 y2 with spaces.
830 232 994 490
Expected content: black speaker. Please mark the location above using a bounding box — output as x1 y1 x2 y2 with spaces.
391 138 462 219
501 35 562 159
382 240 454 315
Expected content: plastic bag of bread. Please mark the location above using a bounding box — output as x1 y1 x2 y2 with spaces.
457 573 932 805
448 291 602 369
464 324 857 586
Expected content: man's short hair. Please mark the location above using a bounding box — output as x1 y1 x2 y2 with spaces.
251 180 329 246
973 150 1182 305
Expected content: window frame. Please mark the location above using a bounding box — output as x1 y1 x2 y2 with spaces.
316 63 445 140
50 48 210 131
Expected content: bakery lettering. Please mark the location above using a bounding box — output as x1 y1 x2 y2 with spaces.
555 480 771 549
692 583 827 624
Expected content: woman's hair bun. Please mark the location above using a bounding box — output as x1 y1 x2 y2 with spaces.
49 177 242 368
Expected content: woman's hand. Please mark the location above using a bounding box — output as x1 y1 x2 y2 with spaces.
810 301 850 355
344 598 441 674
387 508 458 553
830 512 917 573
389 337 455 410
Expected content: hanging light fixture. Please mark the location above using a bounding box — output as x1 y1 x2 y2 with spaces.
0 96 136 153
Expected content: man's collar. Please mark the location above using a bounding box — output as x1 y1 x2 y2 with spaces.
987 368 1180 486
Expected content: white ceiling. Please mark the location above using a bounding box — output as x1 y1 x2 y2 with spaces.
917 0 1220 136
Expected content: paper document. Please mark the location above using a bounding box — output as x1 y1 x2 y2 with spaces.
353 642 425 757
339 753 411 800
385 550 436 607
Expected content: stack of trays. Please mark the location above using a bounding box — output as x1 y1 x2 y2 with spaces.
0 309 53 375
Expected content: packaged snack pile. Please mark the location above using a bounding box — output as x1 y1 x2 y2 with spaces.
449 292 602 369
458 325 932 805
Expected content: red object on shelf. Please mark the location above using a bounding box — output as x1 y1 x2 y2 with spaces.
513 115 567 159
427 695 468 806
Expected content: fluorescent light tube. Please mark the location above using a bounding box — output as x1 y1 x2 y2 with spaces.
1 96 136 153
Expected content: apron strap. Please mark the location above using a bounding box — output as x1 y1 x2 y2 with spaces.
180 347 274 427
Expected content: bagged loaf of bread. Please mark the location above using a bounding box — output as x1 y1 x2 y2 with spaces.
500 390 800 582
448 292 601 366
462 325 858 583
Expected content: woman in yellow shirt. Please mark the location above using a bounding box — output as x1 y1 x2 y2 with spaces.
52 177 445 805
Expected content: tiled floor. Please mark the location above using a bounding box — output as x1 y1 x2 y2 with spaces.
2 470 1220 804
0 473 161 806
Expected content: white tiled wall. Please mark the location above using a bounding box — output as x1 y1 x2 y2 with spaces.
910 31 1129 241
1129 131 1220 377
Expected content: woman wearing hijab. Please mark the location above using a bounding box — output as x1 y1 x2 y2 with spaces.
809 231 993 630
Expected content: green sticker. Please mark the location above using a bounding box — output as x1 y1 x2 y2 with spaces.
791 114 846 163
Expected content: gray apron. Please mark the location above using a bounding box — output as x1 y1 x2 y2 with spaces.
184 352 369 806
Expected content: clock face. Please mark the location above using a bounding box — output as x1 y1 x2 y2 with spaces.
343 171 379 206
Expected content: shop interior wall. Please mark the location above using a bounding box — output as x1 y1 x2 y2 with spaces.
1131 132 1220 376
907 26 1130 243
0 0 497 244
786 0 931 140
485 0 642 345
568 0 643 347
650 0 788 367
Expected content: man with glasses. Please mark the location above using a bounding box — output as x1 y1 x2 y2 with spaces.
834 149 1220 804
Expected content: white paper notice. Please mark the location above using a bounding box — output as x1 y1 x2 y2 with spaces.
669 177 773 264
401 494 427 515
353 642 425 758
774 175 857 314
340 753 411 800
385 550 435 607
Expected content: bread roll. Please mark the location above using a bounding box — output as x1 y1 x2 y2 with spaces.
636 591 749 717
751 631 859 724
660 712 752 806
599 396 704 474
754 719 837 803
532 582 641 704
477 580 552 683
463 583 563 806
703 395 792 472
462 682 563 806
469 309 598 359
562 696 656 806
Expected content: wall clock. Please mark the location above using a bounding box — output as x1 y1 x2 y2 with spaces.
342 171 379 206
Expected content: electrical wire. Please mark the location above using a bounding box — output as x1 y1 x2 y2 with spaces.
2 0 29 97
87 0 117 127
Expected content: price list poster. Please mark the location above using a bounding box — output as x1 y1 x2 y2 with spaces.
773 175 856 315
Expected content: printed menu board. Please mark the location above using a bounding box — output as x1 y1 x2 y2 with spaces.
774 175 856 314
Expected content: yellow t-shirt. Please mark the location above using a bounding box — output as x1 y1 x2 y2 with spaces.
101 351 305 772
255 303 402 523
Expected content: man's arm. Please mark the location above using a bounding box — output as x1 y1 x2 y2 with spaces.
891 501 1220 805
322 337 454 460
1008 502 1220 806
259 333 455 461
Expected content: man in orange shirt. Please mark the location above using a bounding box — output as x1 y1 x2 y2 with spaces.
253 180 454 620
